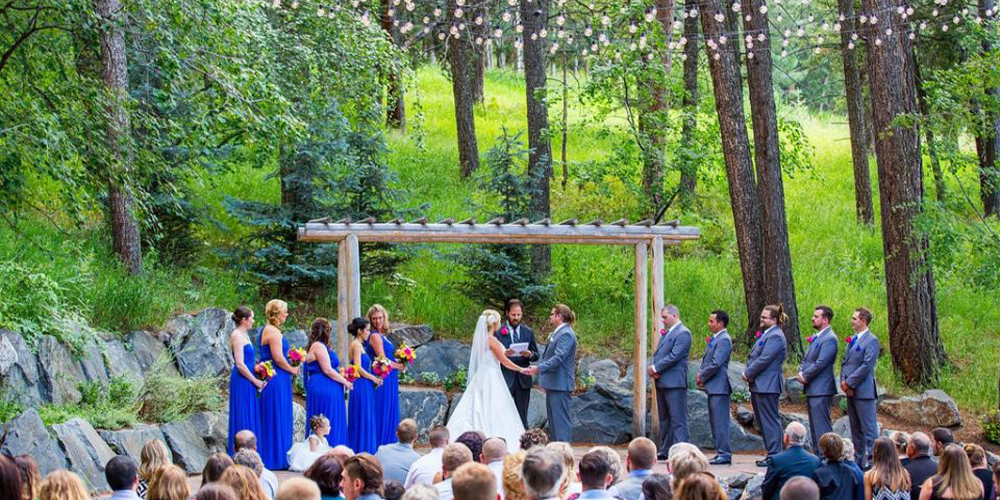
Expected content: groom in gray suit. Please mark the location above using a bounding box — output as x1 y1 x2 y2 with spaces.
526 304 578 442
797 305 838 452
648 304 692 458
840 306 881 468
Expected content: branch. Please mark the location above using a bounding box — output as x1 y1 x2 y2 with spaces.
0 23 68 73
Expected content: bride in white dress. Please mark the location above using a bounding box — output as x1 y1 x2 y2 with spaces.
446 309 528 453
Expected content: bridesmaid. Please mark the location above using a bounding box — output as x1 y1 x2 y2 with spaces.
228 306 265 455
305 317 352 448
258 299 299 470
366 304 404 447
347 317 382 454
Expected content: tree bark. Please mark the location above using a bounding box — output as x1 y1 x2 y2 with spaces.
912 57 947 202
96 0 142 275
521 0 552 279
638 0 676 215
978 0 1000 216
448 0 480 178
679 0 701 199
380 0 405 131
863 0 946 386
699 2 766 342
837 0 874 225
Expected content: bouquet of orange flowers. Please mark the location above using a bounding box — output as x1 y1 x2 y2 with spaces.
287 347 307 367
254 361 275 397
371 357 393 379
340 364 361 382
395 343 416 366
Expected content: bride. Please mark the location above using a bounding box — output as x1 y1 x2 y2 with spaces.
446 309 528 453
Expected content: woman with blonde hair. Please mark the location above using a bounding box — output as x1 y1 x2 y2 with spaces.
965 443 994 500
220 464 270 500
864 437 911 500
147 465 190 500
38 470 89 500
546 441 580 499
674 471 727 500
503 451 530 500
366 304 404 448
259 298 298 469
919 444 984 500
138 438 172 498
668 448 711 492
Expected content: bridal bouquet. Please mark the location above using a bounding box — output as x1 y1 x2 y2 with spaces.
254 361 275 397
371 357 393 378
395 343 416 366
287 347 307 367
340 364 361 382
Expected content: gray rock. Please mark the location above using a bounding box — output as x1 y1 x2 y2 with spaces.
77 338 109 386
0 330 46 405
52 418 117 492
832 415 880 439
784 377 804 403
124 330 177 376
98 425 166 461
0 335 15 376
399 387 449 443
570 386 633 444
0 408 67 475
101 336 144 382
389 324 435 349
738 474 765 500
687 390 765 451
987 451 999 468
162 419 211 473
285 329 309 350
527 388 548 429
685 359 749 394
879 389 962 427
579 358 621 382
37 335 85 404
725 472 757 489
779 412 812 449
447 391 463 421
169 308 235 379
187 411 229 454
161 314 196 346
293 402 306 442
408 340 471 380
736 406 754 426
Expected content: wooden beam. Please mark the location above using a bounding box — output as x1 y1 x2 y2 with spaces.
650 235 665 441
634 242 649 439
337 241 350 367
347 234 361 320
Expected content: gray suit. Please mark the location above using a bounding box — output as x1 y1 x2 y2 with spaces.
699 329 733 460
375 442 421 484
538 323 577 442
799 327 838 450
840 330 880 467
745 326 787 457
653 322 692 451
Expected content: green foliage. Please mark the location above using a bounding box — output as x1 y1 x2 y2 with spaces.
418 372 441 385
731 389 751 404
135 353 224 422
0 261 98 352
443 368 468 392
0 399 24 424
983 412 1000 445
577 374 597 391
37 377 138 429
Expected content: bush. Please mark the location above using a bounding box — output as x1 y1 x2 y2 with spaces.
983 411 1000 445
135 352 224 422
0 398 24 423
36 376 138 429
443 368 467 392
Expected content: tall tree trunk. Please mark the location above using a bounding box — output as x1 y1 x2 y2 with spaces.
96 0 141 275
638 0 676 215
978 0 1000 216
521 0 551 279
741 0 802 356
837 0 874 225
912 57 947 202
679 0 701 200
381 0 405 130
863 0 946 386
699 2 766 342
448 0 480 178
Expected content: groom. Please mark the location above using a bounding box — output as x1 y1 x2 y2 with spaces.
525 304 577 442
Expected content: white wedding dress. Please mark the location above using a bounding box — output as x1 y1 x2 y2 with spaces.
446 315 525 453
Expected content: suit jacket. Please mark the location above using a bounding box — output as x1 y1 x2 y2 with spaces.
746 326 787 395
698 330 733 395
375 442 421 485
800 327 838 397
653 322 692 389
839 330 880 399
538 323 577 392
495 322 539 390
606 470 653 500
813 461 861 500
904 455 938 500
761 445 822 500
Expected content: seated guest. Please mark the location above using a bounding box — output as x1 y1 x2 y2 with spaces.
107 455 141 500
384 482 405 500
457 432 486 464
965 444 994 500
674 472 728 500
762 422 821 500
905 433 937 500
341 454 385 500
197 484 239 500
235 431 279 500
276 478 321 500
919 444 983 500
482 437 508 498
813 433 859 500
503 451 530 500
991 462 1000 500
520 428 550 450
331 446 356 464
893 433 911 466
406 426 450 487
400 484 439 500
376 419 422 485
138 439 172 499
575 451 616 500
607 437 657 500
220 464 270 500
667 448 711 493
640 474 672 500
38 470 89 500
14 455 40 500
1 455 23 500
546 442 580 499
235 449 275 500
305 454 345 500
203 454 235 486
931 428 955 458
435 443 474 500
147 464 191 500
864 437 911 500
781 476 820 500
840 438 865 500
452 462 497 500
587 447 625 489
522 448 567 500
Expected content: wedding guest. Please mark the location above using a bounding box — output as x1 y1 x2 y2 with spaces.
520 428 550 450
762 422 821 500
220 464 269 500
965 444 994 500
234 431 279 500
38 470 89 500
576 451 616 500
289 415 334 472
797 306 838 453
229 306 264 455
1 455 23 500
991 463 1000 500
383 482 405 500
400 484 438 500
667 447 711 493
367 304 403 448
905 433 937 500
203 454 235 486
458 431 486 464
503 451 530 500
341 454 384 500
306 318 351 448
931 429 955 458
745 304 789 466
453 463 497 500
894 432 911 465
348 317 383 454
640 474 672 500
649 304 692 457
840 307 881 468
259 299 298 470
864 437 911 500
405 426 449 487
841 437 866 500
586 447 625 488
147 465 190 500
276 478 321 500
197 484 239 500
234 449 274 500
675 472 728 500
13 454 39 500
436 443 474 500
304 454 345 500
919 444 983 500
698 309 734 465
482 437 508 497
331 446 356 465
138 439 172 499
546 441 579 499
813 433 860 500
376 419 422 485
780 476 819 500
608 437 656 500
496 298 539 427
106 455 141 500
522 448 567 500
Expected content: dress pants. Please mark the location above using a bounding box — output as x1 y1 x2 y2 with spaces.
847 397 878 467
546 390 573 442
751 391 782 457
806 395 833 452
656 387 690 451
707 394 732 460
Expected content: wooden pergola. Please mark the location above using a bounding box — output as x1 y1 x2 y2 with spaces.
297 217 700 439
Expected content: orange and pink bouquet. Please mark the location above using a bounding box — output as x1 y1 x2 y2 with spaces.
395 343 416 366
254 361 275 396
287 347 307 367
371 357 393 379
340 364 361 382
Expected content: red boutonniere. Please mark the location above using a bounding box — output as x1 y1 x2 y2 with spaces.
807 335 816 343
659 328 667 336
755 330 763 338
845 335 854 345
500 327 509 336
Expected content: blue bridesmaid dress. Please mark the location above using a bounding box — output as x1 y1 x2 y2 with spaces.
305 344 348 447
367 333 400 447
228 341 262 455
347 348 377 454
258 335 293 470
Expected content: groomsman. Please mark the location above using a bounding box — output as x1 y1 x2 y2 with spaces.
495 298 539 428
697 310 733 465
648 304 692 459
840 307 881 469
744 304 788 467
797 305 839 452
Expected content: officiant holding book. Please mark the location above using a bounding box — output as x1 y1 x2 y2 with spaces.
495 298 539 427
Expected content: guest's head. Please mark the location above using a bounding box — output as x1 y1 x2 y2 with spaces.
867 437 911 492
783 422 807 448
311 414 331 438
812 306 833 331
851 307 872 332
932 428 955 456
549 304 575 327
233 449 264 477
762 303 788 328
276 478 321 500
840 437 856 463
139 438 172 482
429 425 451 449
668 449 710 492
38 470 89 500
13 454 39 500
366 304 390 333
641 474 672 500
546 442 576 499
506 299 524 326
483 437 508 464
305 454 344 498
384 481 405 500
453 462 497 500
587 446 625 486
503 451 530 500
818 433 844 462
963 443 987 469
202 453 234 485
232 306 254 330
220 464 269 500
310 317 333 347
147 464 191 500
708 310 729 334
106 455 139 492
457 431 486 463
662 305 680 327
520 428 549 450
234 430 257 452
676 472 727 500
265 299 288 327
626 437 657 472
330 445 355 463
0 455 23 500
196 484 238 500
400 483 439 500
907 432 932 459
522 448 566 500
342 453 383 500
891 431 910 457
397 419 418 445
442 443 474 479
932 444 983 500
779 476 819 500
348 317 371 339
578 451 612 491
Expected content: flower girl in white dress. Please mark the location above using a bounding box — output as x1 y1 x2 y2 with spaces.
287 414 332 472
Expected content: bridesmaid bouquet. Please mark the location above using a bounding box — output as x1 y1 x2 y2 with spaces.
287 347 307 367
371 357 393 379
395 343 416 366
340 364 361 382
254 361 275 397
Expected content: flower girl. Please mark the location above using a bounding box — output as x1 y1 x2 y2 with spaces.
287 414 332 472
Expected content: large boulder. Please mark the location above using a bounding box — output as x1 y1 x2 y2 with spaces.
293 402 306 442
578 357 621 382
101 336 145 383
831 415 882 439
527 388 547 429
738 474 765 500
98 425 166 461
408 340 471 381
0 335 15 376
678 359 749 394
37 335 86 404
879 390 961 427
161 419 211 473
187 411 229 455
779 412 812 449
736 406 754 426
784 377 804 403
0 408 67 475
77 338 109 386
169 308 235 379
52 418 117 492
285 329 308 350
400 387 449 443
0 330 47 405
686 390 765 452
124 330 177 376
570 385 633 444
389 324 435 349
447 392 463 421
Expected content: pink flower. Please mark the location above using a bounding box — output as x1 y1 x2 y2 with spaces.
659 329 667 336
845 335 854 344
500 327 509 336
755 330 762 338
705 335 712 343
807 335 816 343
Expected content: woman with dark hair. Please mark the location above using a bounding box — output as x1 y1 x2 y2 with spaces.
202 453 235 486
229 305 264 456
305 317 351 448
304 454 346 500
13 454 39 500
864 437 911 500
1 455 23 500
919 444 984 500
196 484 238 500
366 304 403 448
813 432 860 500
347 317 382 454
259 299 298 469
640 473 673 500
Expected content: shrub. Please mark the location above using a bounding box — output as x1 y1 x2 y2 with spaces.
37 376 139 429
0 398 24 423
443 368 467 392
136 352 224 422
0 261 98 352
983 411 1000 445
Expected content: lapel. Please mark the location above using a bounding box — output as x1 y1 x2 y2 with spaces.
544 324 565 358
806 327 829 359
657 322 677 352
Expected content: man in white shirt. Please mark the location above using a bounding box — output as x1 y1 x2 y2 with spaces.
404 425 450 488
435 443 473 500
482 437 508 498
234 431 278 500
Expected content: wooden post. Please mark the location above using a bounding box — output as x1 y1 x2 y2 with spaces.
347 234 362 319
651 236 665 440
337 240 350 365
633 242 648 438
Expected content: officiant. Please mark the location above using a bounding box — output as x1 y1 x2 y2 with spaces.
495 298 539 427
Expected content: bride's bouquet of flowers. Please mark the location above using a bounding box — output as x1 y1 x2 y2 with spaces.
287 347 307 367
395 343 416 366
371 357 393 379
340 364 361 382
254 361 275 397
